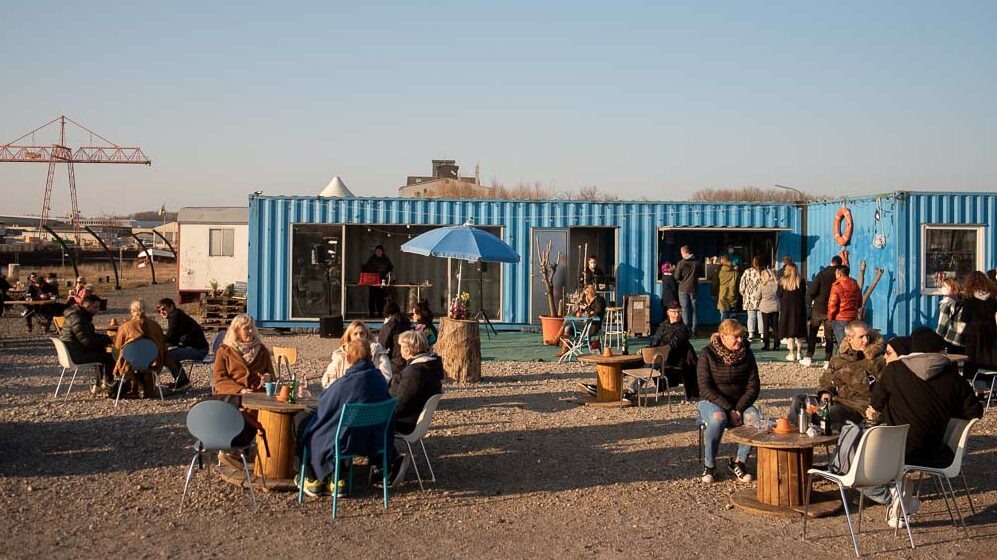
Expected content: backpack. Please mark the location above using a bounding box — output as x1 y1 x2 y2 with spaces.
828 420 864 474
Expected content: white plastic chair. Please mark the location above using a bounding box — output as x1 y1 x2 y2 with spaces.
50 337 105 398
394 393 443 491
904 417 979 530
802 424 914 558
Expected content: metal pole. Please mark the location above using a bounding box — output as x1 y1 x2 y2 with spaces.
84 226 121 290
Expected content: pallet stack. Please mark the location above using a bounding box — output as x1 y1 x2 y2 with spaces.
201 295 246 331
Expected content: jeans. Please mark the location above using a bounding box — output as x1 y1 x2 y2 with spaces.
760 311 778 347
831 320 848 355
719 310 734 322
679 292 697 332
167 346 208 379
745 309 761 337
806 312 833 360
698 400 760 468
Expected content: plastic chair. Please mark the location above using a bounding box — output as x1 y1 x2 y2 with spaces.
298 398 398 518
394 394 443 491
558 318 594 364
970 369 997 413
622 346 669 408
178 400 258 513
50 337 105 398
273 346 298 380
179 330 226 391
904 417 979 530
602 306 625 351
115 338 163 407
802 424 914 558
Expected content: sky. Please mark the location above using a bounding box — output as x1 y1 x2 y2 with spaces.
1 1 995 217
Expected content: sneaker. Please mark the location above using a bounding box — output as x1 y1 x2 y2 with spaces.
329 478 347 497
173 376 192 393
887 494 920 528
90 383 99 395
823 362 831 370
576 382 597 397
701 466 716 483
786 353 796 362
389 454 411 487
295 474 327 497
728 458 753 482
799 356 812 367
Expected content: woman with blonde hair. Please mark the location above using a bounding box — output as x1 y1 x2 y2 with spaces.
322 320 392 388
214 314 274 395
757 266 779 351
111 299 169 398
777 262 807 362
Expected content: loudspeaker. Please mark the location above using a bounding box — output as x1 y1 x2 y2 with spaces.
319 315 344 338
477 261 488 273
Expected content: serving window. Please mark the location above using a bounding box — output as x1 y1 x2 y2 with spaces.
922 224 985 294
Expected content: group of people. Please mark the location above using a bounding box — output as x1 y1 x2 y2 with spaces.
208 299 445 494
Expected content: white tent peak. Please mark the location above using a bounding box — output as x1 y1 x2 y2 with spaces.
319 176 355 197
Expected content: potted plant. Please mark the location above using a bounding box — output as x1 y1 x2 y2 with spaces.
536 239 565 345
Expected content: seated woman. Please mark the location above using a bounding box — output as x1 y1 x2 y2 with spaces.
112 299 169 398
555 284 607 357
379 301 412 373
411 299 438 346
697 319 761 484
322 320 392 388
297 340 407 497
390 330 444 435
213 314 273 395
787 320 886 432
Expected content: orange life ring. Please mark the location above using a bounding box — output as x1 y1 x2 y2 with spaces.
834 207 853 246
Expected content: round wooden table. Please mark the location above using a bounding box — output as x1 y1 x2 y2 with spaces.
236 392 318 492
727 425 841 518
578 353 644 408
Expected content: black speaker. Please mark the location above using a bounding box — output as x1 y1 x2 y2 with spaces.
477 261 488 273
319 315 344 338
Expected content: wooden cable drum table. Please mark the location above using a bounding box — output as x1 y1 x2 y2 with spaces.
727 426 841 518
577 353 643 408
229 392 318 492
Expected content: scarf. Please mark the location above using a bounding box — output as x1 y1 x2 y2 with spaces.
710 333 747 365
233 338 261 365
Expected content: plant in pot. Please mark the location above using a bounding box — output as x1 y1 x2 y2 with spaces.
536 239 565 345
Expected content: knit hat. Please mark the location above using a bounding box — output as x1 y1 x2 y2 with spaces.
661 262 674 275
886 336 911 357
910 326 947 354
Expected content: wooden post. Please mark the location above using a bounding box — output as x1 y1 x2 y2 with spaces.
436 316 482 383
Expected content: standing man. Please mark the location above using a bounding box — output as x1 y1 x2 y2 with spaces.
827 265 862 354
158 297 209 391
674 246 703 335
364 245 394 318
800 255 841 367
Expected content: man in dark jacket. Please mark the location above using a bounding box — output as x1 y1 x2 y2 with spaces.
60 294 114 391
801 255 841 367
648 301 698 399
158 298 209 390
390 330 444 434
870 327 983 468
673 246 703 334
379 301 413 373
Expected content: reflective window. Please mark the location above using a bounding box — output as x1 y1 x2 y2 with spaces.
923 226 984 291
290 225 343 319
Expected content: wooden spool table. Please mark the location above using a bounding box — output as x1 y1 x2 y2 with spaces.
436 317 482 383
727 426 841 518
224 392 318 492
577 353 643 408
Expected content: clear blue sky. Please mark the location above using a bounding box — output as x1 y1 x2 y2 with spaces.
1 1 995 216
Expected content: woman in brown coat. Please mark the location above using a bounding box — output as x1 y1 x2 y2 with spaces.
214 314 274 395
112 299 169 397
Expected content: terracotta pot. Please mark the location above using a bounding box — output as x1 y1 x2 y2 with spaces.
539 316 565 346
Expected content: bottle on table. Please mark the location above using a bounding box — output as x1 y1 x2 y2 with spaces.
288 374 299 404
820 401 832 436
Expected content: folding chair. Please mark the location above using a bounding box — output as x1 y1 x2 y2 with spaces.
50 337 105 398
115 338 163 407
558 318 594 364
394 394 443 491
179 400 259 513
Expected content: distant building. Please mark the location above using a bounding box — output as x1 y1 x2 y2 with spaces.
399 159 492 198
176 207 249 303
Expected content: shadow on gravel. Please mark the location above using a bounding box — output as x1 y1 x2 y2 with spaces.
0 411 188 478
442 391 581 414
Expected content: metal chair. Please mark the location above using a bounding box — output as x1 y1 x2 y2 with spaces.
970 369 997 413
179 329 226 391
394 393 443 491
558 318 594 364
273 346 298 380
904 417 979 531
602 306 625 351
179 400 258 513
50 337 104 398
803 424 914 558
115 338 163 407
298 398 398 518
622 346 669 408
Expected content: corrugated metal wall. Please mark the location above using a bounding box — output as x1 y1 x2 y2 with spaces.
248 196 800 327
807 192 997 337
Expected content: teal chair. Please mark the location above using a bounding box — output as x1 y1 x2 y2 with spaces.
298 398 398 518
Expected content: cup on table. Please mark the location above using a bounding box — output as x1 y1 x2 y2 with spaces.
264 382 276 397
276 385 290 403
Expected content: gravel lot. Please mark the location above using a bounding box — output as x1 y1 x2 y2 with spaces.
1 285 995 559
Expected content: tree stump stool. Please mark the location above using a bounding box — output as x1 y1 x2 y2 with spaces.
436 317 481 383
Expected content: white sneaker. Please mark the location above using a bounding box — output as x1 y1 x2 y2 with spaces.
786 353 796 362
823 362 831 370
799 356 813 367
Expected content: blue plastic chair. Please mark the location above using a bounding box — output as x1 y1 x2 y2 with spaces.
179 329 226 392
115 338 162 407
179 400 258 513
298 398 398 518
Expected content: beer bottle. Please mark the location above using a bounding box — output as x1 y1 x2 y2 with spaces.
821 401 832 436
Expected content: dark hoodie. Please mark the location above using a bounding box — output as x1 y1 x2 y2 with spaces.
870 353 982 467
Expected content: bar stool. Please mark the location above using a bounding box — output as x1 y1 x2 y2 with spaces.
602 306 625 351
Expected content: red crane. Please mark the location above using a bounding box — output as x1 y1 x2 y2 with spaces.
1 115 151 243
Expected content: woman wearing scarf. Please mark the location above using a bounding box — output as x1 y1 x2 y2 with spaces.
697 319 761 484
214 314 274 395
960 271 997 379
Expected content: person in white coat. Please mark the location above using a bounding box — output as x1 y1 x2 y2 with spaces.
322 320 392 388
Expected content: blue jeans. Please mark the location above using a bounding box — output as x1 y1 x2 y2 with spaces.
698 400 760 468
831 320 848 354
719 310 734 321
745 309 761 337
679 292 697 332
167 346 208 379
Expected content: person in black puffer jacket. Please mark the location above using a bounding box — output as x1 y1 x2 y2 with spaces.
697 319 761 484
646 300 698 399
378 301 413 373
60 294 114 390
390 330 444 435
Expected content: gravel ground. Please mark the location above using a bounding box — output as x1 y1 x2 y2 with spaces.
1 285 996 559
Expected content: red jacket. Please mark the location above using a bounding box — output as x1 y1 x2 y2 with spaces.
828 276 862 321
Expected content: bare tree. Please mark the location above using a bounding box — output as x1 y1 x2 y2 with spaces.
690 186 823 203
536 239 562 317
